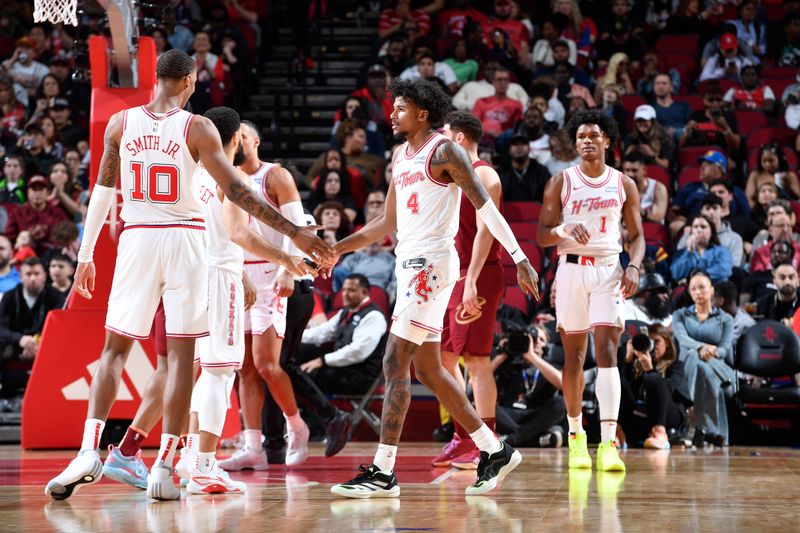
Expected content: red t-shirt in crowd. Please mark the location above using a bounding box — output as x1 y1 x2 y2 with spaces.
750 240 800 273
436 7 488 36
472 95 523 136
5 202 68 249
350 87 393 127
379 8 431 35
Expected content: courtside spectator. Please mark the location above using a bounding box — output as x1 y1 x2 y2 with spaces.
443 39 479 87
651 73 692 142
0 236 19 296
622 272 672 327
714 281 755 345
675 195 744 267
756 264 800 325
745 144 800 204
1 38 48 107
351 64 393 133
625 104 673 170
752 200 800 250
670 215 733 283
472 66 523 138
708 179 756 244
723 65 775 114
750 211 800 273
0 155 27 204
532 14 577 69
47 252 73 294
680 82 741 154
452 61 528 111
300 274 387 395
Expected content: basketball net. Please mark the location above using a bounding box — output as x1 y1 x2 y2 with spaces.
34 0 78 26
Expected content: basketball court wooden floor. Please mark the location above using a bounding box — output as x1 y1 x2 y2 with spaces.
2 443 798 532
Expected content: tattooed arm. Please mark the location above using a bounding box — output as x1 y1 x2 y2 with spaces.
429 140 540 299
190 116 333 263
74 112 124 299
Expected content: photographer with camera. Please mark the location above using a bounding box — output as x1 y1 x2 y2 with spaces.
493 323 566 448
620 324 691 449
679 81 741 155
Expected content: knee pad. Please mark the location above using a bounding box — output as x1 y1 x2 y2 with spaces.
190 367 236 437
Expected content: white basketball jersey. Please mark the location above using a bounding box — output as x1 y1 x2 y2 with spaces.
242 162 286 262
392 133 461 257
119 106 203 225
194 167 244 275
558 164 626 257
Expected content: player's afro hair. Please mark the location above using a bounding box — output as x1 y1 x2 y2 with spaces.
204 106 241 147
388 78 452 129
156 49 196 80
565 109 620 145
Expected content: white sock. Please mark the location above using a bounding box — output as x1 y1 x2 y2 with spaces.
284 412 305 433
243 429 262 451
568 414 584 435
373 443 398 472
186 433 200 454
80 418 105 452
470 423 502 454
596 367 621 443
155 433 179 468
197 451 215 474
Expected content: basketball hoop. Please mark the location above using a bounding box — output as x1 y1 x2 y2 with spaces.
34 0 78 26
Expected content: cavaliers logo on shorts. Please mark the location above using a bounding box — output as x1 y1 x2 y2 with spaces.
454 297 487 325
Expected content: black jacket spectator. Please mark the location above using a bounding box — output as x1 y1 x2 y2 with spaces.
0 257 65 397
499 135 550 202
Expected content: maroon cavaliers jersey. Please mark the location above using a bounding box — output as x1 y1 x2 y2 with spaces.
455 160 503 268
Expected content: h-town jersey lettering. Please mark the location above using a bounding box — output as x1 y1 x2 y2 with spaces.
392 133 461 256
558 164 626 257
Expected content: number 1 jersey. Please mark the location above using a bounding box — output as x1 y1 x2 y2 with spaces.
392 133 461 257
119 106 203 224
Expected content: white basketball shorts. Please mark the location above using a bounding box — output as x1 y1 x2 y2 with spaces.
106 225 208 339
194 266 245 369
391 250 459 345
243 261 286 337
555 255 625 334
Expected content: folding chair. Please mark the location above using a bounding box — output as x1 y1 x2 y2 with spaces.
334 373 384 439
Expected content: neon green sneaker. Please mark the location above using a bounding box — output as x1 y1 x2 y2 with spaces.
567 432 592 469
596 470 626 501
596 441 626 472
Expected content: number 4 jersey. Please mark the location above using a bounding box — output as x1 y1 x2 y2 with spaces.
119 106 204 224
558 164 627 257
392 132 461 257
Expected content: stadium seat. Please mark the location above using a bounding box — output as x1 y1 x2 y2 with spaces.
643 221 670 247
647 165 672 192
663 53 698 78
734 110 769 136
509 221 538 241
504 285 529 316
655 34 699 56
315 273 334 298
735 320 800 408
674 95 704 113
763 1 786 22
621 95 647 116
762 66 797 79
791 202 800 231
697 78 736 95
679 146 722 168
746 127 796 151
504 201 541 222
677 166 702 189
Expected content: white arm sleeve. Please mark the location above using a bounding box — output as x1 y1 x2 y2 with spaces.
279 201 306 256
476 200 527 264
77 185 116 263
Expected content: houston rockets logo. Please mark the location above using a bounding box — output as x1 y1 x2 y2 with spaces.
409 265 435 302
455 297 487 325
762 326 777 344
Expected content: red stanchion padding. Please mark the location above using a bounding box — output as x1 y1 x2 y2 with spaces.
22 309 241 449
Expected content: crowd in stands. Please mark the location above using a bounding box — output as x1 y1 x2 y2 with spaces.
300 0 800 448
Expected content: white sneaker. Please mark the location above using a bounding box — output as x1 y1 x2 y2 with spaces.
174 449 197 486
147 463 181 501
286 421 310 466
217 447 268 471
45 450 103 500
186 462 247 495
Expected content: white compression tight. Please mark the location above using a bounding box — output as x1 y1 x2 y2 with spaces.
190 367 236 437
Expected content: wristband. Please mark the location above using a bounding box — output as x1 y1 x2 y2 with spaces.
626 264 640 272
554 224 569 238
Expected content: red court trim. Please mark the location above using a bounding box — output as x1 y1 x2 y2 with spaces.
576 165 612 188
105 325 149 340
426 139 450 187
562 169 572 208
403 132 439 159
166 332 210 338
183 114 195 143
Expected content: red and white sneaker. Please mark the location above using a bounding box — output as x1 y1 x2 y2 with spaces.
431 436 476 467
451 447 481 470
186 463 247 495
